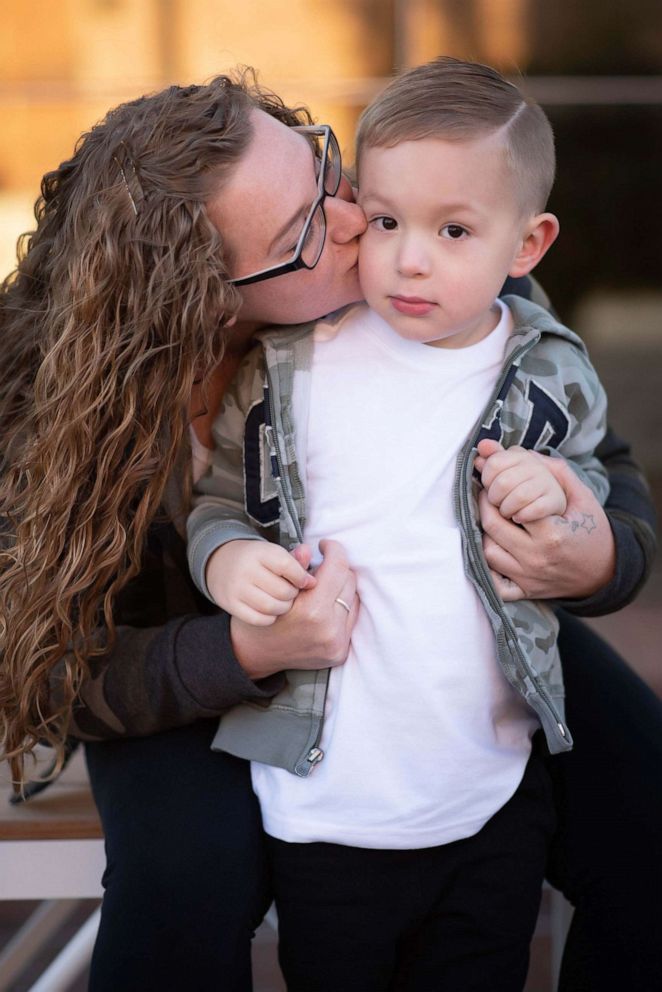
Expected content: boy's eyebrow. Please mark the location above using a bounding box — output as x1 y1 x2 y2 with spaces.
357 189 385 203
433 200 481 215
360 190 481 216
357 190 394 210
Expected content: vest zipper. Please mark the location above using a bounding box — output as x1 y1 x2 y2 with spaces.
264 357 329 775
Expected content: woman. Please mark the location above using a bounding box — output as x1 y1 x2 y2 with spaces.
0 71 657 991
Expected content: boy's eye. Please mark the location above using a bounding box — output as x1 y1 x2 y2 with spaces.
372 216 398 232
441 224 468 240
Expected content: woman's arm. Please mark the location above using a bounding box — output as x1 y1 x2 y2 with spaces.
480 426 656 615
53 521 354 740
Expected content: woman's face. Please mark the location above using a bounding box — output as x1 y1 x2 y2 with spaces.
207 109 366 328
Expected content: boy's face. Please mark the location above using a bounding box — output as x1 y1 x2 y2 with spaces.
357 132 540 349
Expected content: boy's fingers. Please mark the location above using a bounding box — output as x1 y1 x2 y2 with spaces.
291 543 313 571
479 454 520 491
498 478 550 519
270 548 316 589
243 587 293 617
484 466 528 507
529 452 588 505
234 603 278 627
479 447 531 489
513 495 563 524
476 438 504 458
256 571 303 603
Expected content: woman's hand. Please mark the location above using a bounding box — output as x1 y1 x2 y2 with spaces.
229 539 358 680
478 449 616 602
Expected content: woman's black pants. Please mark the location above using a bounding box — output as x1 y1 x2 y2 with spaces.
85 720 270 992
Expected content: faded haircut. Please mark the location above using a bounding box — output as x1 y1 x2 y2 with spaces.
356 56 555 214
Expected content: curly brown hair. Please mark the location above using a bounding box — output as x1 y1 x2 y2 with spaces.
0 69 312 785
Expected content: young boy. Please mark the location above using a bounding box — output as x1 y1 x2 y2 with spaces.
188 58 608 989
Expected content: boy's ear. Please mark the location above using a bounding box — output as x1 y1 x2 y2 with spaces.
509 213 560 278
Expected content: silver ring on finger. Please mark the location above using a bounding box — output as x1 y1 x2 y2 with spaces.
334 597 351 613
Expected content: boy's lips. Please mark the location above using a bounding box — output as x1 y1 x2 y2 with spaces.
389 295 436 317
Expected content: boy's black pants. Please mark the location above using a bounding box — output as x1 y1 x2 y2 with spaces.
268 742 555 992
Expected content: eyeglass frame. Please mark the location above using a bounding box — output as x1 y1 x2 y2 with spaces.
227 124 342 287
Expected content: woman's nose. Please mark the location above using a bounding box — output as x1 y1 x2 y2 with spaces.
326 178 367 243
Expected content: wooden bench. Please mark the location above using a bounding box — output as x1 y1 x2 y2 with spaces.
0 747 104 991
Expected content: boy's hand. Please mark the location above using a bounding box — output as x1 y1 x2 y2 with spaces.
475 439 567 523
206 540 316 626
231 539 358 680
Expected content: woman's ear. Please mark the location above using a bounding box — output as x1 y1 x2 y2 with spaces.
509 213 560 278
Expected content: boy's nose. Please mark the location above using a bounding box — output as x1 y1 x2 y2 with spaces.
396 242 430 278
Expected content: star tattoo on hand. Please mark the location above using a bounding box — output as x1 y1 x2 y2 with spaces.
557 512 597 535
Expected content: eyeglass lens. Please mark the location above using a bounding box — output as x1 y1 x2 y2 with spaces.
300 203 326 268
322 131 342 197
299 131 340 268
228 127 342 285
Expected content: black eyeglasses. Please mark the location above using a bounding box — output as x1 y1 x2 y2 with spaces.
228 125 342 287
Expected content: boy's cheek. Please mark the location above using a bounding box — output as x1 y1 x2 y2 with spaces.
358 232 382 276
357 245 378 299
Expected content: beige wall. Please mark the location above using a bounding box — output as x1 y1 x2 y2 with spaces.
1 0 402 276
0 0 394 198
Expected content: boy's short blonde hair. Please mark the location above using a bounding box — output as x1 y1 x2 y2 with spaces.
356 57 555 214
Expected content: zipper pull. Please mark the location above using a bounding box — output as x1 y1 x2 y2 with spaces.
306 747 324 765
263 425 280 480
264 424 276 455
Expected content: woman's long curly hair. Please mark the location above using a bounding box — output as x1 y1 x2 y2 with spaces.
0 69 312 784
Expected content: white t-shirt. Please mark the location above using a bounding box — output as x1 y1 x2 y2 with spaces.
251 301 539 849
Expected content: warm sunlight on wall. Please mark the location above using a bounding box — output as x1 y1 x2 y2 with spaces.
1 0 400 276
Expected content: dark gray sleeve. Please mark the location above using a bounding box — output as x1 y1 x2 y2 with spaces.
62 611 284 741
500 278 657 615
555 427 657 617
